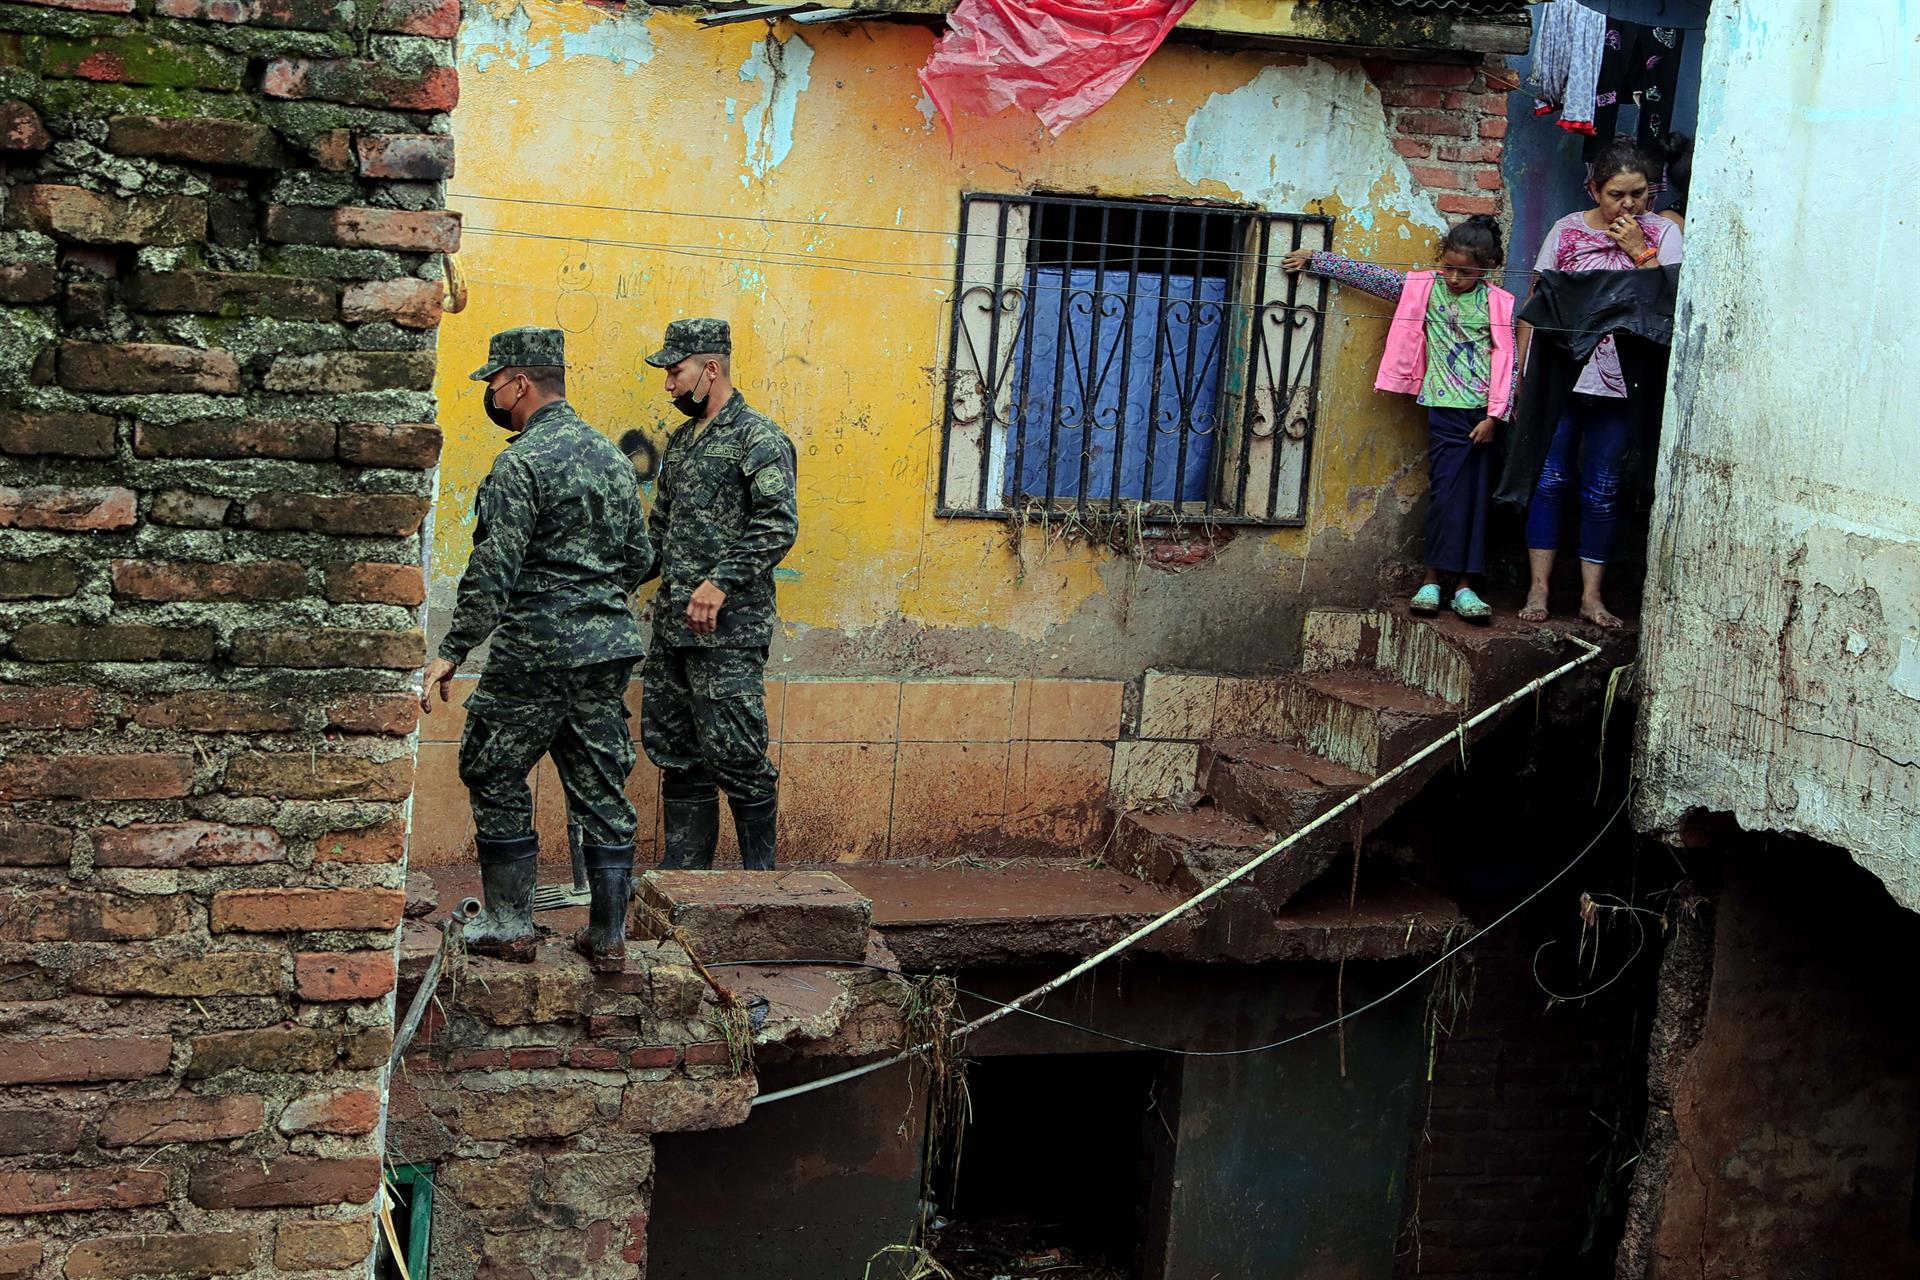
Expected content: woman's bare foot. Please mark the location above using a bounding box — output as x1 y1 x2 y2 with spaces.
1580 597 1624 628
1519 590 1550 623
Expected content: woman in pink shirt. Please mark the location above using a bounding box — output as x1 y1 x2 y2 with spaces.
1515 140 1682 628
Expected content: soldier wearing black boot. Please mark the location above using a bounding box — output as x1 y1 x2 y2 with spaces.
421 327 653 969
637 320 799 871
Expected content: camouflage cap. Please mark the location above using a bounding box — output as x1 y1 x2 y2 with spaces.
469 326 567 380
644 318 731 368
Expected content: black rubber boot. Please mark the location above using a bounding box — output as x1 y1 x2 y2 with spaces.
660 774 719 870
573 840 635 973
467 833 539 962
730 793 778 871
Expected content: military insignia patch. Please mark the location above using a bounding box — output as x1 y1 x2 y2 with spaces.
753 467 790 499
708 444 745 461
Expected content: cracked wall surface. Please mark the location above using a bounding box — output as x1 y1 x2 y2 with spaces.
1633 2 1920 909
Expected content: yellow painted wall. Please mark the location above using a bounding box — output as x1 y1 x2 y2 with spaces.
435 1 1443 674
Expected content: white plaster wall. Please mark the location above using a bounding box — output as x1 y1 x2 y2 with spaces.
1635 2 1920 908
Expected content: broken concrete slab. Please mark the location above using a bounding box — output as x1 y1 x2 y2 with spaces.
638 870 873 963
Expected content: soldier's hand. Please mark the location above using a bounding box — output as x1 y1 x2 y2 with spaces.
687 580 727 636
420 657 457 713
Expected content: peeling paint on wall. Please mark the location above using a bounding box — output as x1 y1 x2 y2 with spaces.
461 0 654 75
1173 61 1445 230
740 33 813 183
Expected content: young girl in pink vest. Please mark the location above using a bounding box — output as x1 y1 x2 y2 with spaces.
1284 216 1517 621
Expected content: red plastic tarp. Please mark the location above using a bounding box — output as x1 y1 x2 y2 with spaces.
917 0 1198 137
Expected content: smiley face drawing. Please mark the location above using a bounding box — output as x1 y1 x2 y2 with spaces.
556 245 598 335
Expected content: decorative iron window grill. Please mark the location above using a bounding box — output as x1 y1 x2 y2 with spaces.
938 193 1331 526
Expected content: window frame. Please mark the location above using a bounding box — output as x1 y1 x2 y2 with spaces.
935 191 1333 528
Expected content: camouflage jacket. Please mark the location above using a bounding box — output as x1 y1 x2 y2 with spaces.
439 400 652 672
642 390 798 648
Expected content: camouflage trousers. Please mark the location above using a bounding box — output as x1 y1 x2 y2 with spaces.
640 645 778 804
458 658 639 845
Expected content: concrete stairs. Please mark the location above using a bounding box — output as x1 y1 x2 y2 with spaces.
1108 604 1567 928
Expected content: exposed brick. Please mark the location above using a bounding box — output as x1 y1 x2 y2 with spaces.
1480 116 1509 139
0 1109 84 1156
0 886 189 942
0 1035 171 1085
136 415 336 460
95 820 286 866
0 683 97 728
241 492 430 535
0 259 56 303
263 59 458 112
0 1243 38 1280
0 818 71 866
340 276 442 329
463 1087 597 1141
1400 63 1478 87
231 628 423 670
1439 141 1505 164
1410 164 1468 190
96 1095 265 1147
1379 86 1447 109
190 1157 380 1209
1437 194 1501 215
0 1169 168 1214
265 204 460 253
211 886 405 932
112 558 308 602
0 100 50 152
338 421 441 468
1475 169 1504 191
0 484 137 530
134 691 302 733
445 1048 505 1071
187 1025 338 1076
75 953 284 997
325 562 424 606
11 622 217 662
277 1087 380 1134
1397 111 1471 138
275 1219 372 1270
311 128 353 170
131 269 334 321
368 0 456 36
507 1047 562 1069
106 116 289 168
151 489 230 528
61 341 240 394
14 0 133 10
1392 137 1432 159
355 132 453 180
0 408 116 457
0 558 81 601
325 693 419 735
65 1233 252 1279
264 349 436 392
40 36 245 90
295 950 396 1001
570 1046 623 1069
0 962 62 1004
315 822 406 863
156 0 353 25
629 1046 679 1069
0 753 195 800
682 1041 732 1068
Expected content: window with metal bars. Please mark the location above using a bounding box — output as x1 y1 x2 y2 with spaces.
938 193 1331 526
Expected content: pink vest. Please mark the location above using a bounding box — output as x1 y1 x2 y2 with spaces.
1373 271 1517 420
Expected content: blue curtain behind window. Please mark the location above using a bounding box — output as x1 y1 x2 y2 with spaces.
1009 266 1226 504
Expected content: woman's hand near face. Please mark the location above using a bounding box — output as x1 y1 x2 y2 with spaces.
1604 214 1648 259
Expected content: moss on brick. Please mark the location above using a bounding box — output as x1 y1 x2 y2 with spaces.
149 17 354 61
0 306 57 392
36 81 259 127
0 3 128 39
263 245 410 281
39 36 247 92
260 99 416 145
270 172 361 207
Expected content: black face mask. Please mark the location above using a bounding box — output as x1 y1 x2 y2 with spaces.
484 377 522 430
672 368 713 420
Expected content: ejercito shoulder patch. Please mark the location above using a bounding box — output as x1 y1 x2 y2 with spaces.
753 467 790 499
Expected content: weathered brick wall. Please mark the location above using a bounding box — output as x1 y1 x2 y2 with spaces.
1365 58 1510 218
0 0 455 1271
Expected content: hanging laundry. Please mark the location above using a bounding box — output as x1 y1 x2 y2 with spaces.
1585 20 1687 159
917 0 1195 137
1525 0 1606 134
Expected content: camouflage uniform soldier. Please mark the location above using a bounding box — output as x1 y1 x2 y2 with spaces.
421 327 653 970
638 319 798 870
